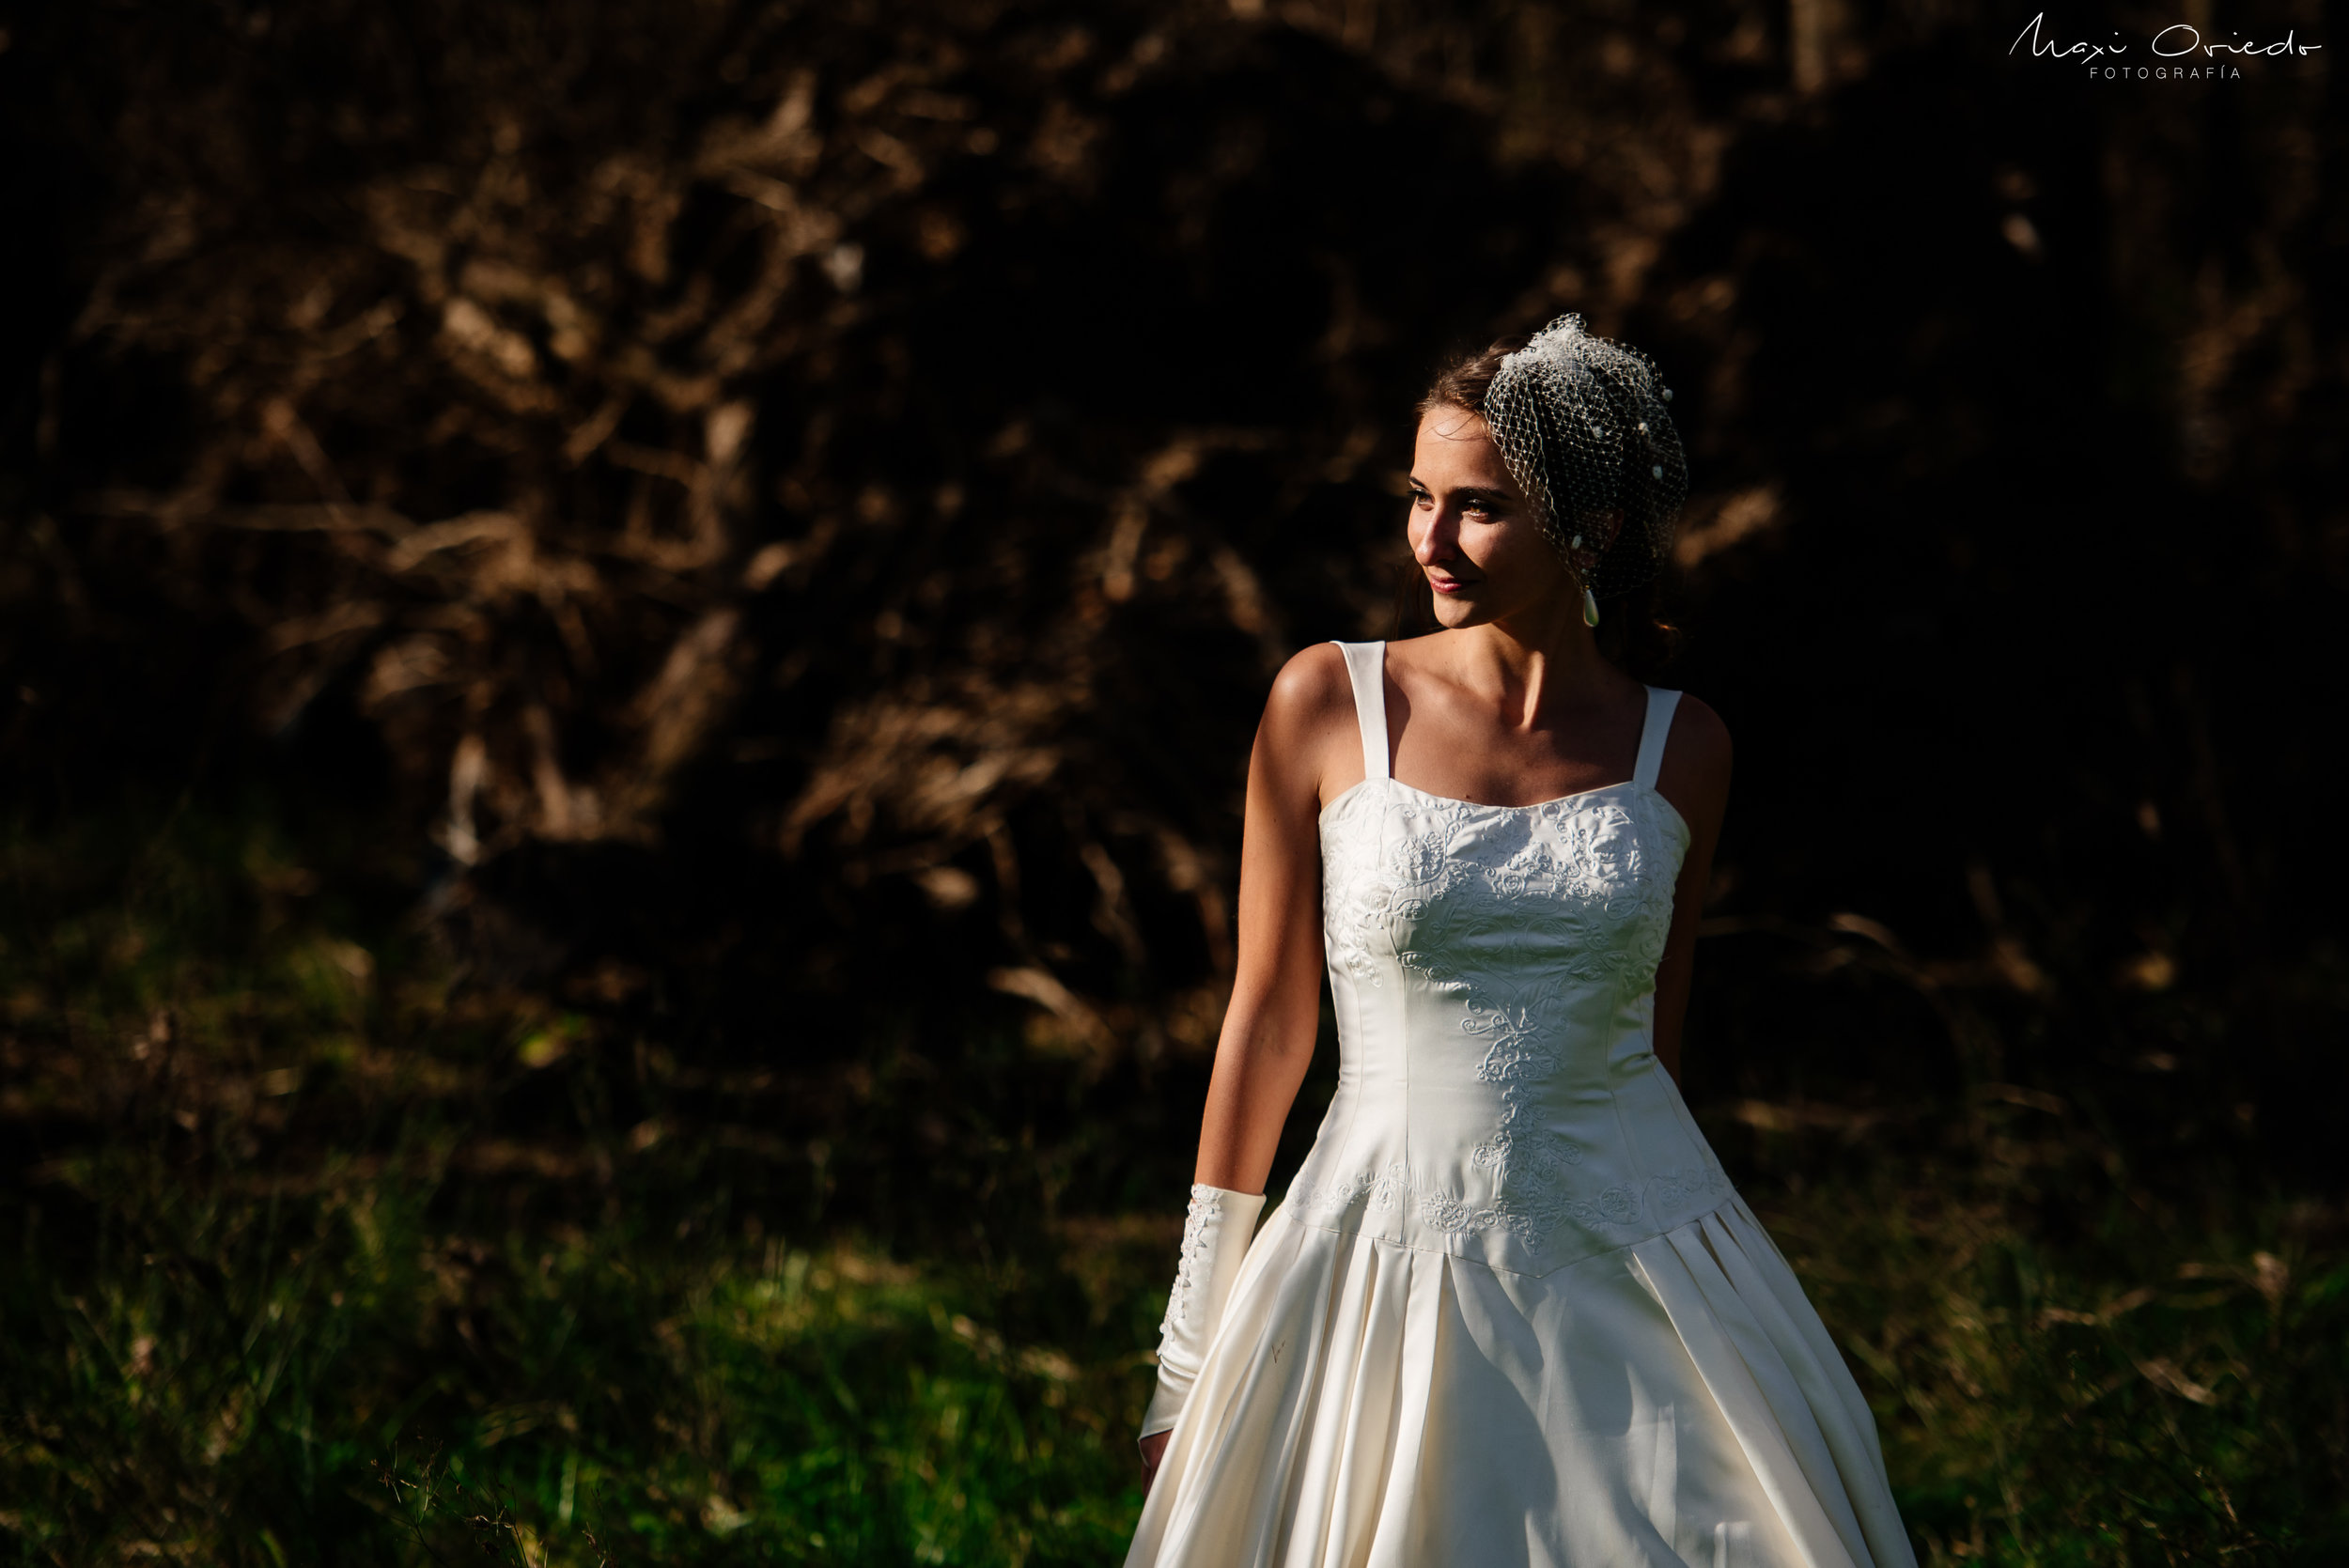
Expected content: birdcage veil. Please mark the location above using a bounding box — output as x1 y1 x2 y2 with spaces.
1482 315 1688 602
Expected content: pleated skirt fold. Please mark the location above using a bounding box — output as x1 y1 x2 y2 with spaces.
1127 1201 1916 1568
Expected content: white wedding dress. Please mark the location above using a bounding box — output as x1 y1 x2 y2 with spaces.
1127 642 1916 1568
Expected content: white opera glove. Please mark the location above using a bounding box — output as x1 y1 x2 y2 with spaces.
1141 1183 1266 1442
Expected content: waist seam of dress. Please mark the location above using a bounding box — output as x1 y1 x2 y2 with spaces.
1272 1191 1747 1280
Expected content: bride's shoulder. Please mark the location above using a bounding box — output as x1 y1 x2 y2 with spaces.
1262 642 1354 735
1253 644 1364 810
1662 691 1732 765
1655 691 1733 819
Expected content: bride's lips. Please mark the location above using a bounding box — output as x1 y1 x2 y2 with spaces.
1428 573 1474 596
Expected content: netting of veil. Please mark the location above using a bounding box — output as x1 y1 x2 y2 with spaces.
1483 314 1688 602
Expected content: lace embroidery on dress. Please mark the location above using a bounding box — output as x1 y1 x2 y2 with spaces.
1300 783 1724 1258
1651 1163 1733 1211
1285 1155 1676 1256
1319 787 1393 990
1413 794 1667 1253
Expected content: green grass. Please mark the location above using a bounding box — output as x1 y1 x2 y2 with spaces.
2 809 2344 1564
11 1176 1153 1563
1769 1150 2349 1562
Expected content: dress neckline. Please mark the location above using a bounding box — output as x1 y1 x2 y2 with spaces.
1318 774 1691 841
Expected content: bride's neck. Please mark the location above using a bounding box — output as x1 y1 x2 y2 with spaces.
1446 606 1620 724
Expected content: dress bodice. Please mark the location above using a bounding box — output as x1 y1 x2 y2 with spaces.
1283 641 1734 1277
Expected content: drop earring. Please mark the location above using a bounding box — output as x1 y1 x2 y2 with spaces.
1568 535 1600 627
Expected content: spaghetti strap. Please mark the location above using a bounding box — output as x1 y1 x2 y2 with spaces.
1332 641 1390 783
1632 686 1682 789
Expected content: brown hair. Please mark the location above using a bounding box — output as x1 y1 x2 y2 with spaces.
1396 335 1681 678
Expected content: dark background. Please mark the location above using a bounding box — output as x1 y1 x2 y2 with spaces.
3 0 2344 1560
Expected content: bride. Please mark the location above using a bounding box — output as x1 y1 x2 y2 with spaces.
1126 318 1917 1567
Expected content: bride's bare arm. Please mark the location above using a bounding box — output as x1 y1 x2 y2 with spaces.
1190 645 1354 1194
1649 695 1733 1083
1144 647 1348 1487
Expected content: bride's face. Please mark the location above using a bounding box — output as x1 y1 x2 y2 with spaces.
1407 408 1574 629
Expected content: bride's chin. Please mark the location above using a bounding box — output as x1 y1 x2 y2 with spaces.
1431 599 1485 629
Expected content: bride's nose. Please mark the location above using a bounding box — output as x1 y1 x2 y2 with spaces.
1413 508 1459 565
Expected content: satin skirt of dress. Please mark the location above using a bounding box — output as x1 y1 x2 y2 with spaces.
1126 1201 1914 1568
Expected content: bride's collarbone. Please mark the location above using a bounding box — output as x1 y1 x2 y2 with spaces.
1389 722 1645 810
1381 674 1648 808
